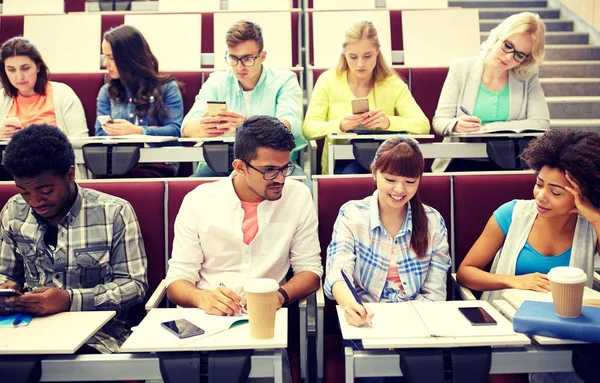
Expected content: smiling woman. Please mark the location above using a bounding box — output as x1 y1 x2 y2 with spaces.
324 136 451 329
457 129 600 302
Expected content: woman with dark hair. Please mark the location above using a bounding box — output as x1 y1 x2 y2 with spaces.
324 136 451 328
97 25 183 177
457 129 600 303
0 36 88 139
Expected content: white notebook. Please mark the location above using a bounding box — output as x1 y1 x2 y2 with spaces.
502 287 600 309
337 300 517 340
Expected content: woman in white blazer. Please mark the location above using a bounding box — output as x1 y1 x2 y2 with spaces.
432 12 549 172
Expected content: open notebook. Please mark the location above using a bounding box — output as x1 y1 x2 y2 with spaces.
502 287 600 309
457 126 546 135
337 301 518 340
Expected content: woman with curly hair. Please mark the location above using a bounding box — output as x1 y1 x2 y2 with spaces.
457 129 600 303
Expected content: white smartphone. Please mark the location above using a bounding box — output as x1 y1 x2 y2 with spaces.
97 115 114 125
2 117 23 128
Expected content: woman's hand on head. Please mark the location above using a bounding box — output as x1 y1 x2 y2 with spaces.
362 110 390 130
508 272 550 293
453 115 481 133
343 301 374 327
102 119 143 136
565 171 600 225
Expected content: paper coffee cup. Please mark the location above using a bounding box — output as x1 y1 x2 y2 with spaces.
547 266 587 318
243 278 279 339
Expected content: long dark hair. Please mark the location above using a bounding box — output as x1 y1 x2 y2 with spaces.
0 37 50 97
371 137 428 258
104 25 176 123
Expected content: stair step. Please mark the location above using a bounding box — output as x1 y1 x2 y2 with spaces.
545 46 600 61
480 19 573 32
539 61 600 78
541 78 600 97
547 97 600 119
551 119 600 132
482 31 589 45
478 8 560 19
449 0 548 8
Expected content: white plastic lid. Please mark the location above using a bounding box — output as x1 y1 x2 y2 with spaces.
243 278 279 294
547 266 587 284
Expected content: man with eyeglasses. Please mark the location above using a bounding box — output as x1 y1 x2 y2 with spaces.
181 20 306 177
166 117 321 382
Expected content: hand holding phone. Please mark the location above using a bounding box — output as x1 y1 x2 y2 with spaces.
97 115 114 126
161 319 205 339
458 307 497 326
207 101 228 117
1 117 23 129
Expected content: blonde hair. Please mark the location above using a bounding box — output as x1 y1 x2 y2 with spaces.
481 12 546 80
336 20 397 82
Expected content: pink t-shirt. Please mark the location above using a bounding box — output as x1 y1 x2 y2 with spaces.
387 251 404 290
241 200 260 245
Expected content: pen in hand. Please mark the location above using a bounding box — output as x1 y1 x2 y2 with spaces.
341 270 373 327
219 283 247 314
459 106 472 116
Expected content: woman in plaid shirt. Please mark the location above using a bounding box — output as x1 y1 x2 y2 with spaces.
325 136 451 328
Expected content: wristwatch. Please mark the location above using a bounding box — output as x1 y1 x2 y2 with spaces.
278 287 289 307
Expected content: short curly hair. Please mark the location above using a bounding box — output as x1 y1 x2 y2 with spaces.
520 129 600 208
4 124 75 178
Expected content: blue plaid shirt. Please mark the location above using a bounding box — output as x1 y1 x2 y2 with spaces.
325 191 451 303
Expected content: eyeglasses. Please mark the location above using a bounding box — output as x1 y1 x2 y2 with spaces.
501 40 530 63
243 161 295 180
224 51 263 67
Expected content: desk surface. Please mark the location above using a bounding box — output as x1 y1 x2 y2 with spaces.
0 311 115 355
121 308 287 353
328 133 434 140
450 132 543 138
179 136 236 143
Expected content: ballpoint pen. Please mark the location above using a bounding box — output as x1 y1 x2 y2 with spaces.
341 270 373 326
219 283 247 314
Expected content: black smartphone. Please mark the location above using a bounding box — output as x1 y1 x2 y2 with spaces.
458 307 497 326
161 319 205 339
0 288 20 297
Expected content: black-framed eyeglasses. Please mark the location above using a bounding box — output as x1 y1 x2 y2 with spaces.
243 161 295 180
501 39 530 63
224 51 263 67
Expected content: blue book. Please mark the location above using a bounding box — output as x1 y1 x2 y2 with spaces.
0 313 34 328
513 301 600 343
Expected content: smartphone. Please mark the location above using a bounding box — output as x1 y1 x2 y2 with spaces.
0 288 20 297
207 101 227 116
458 307 497 326
97 115 114 125
161 319 205 339
351 98 369 115
2 117 23 129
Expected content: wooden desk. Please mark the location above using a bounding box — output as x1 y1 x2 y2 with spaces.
0 311 114 355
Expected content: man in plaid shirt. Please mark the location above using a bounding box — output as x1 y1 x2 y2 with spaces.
0 124 147 353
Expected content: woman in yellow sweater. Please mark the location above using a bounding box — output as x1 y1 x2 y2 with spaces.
302 20 429 174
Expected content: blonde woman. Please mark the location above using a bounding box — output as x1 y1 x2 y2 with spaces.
302 20 429 174
432 12 549 172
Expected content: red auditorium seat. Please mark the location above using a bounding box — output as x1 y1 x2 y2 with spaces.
50 73 106 136
453 173 536 270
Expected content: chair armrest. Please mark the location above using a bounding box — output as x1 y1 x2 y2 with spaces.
309 139 317 176
451 273 477 301
145 279 167 311
299 283 324 308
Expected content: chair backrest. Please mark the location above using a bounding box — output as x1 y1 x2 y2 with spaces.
169 72 204 115
315 174 452 334
0 16 25 44
124 14 202 72
453 173 536 269
50 73 106 136
166 179 220 257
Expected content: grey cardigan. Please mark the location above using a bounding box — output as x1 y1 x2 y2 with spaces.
431 56 550 172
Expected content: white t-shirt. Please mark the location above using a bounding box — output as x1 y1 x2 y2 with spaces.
242 90 253 117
